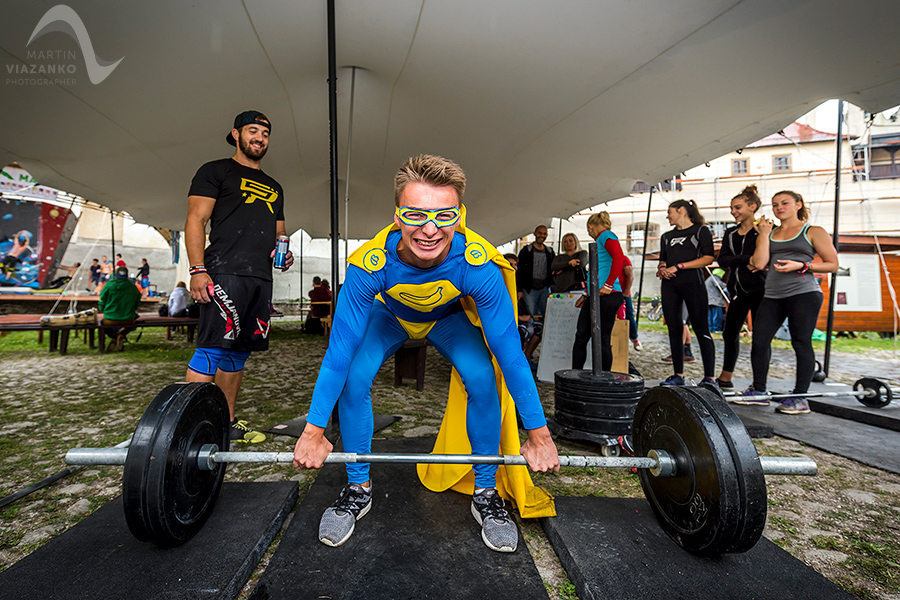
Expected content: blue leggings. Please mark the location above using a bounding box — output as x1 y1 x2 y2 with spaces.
339 302 502 488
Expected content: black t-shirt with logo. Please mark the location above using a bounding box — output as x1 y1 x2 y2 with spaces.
659 223 714 285
189 158 285 280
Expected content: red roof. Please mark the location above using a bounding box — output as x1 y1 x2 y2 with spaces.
747 122 838 148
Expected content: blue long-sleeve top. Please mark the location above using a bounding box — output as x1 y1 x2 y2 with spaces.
306 230 546 430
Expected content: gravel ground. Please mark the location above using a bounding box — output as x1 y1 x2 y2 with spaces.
1 321 899 599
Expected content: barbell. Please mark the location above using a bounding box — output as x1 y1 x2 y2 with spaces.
718 377 895 408
64 382 817 555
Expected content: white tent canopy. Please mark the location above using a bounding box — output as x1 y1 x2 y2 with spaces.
2 1 900 244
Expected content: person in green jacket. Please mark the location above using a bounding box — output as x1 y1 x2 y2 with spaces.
99 265 142 351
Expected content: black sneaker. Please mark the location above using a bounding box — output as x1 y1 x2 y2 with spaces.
319 484 373 547
471 488 518 552
716 378 734 390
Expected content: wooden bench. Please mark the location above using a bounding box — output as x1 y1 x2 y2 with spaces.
394 338 430 391
0 312 198 355
96 314 199 353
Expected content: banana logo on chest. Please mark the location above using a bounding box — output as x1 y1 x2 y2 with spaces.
385 280 461 313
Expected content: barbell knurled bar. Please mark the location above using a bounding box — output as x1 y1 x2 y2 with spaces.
64 446 817 477
722 390 874 400
717 377 895 408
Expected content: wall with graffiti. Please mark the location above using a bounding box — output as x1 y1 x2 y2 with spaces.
1 199 78 288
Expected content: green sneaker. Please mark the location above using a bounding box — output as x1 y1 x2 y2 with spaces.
230 419 266 444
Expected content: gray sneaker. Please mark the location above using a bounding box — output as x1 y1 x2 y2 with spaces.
471 488 518 553
318 483 372 547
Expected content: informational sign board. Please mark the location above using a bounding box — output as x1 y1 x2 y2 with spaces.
833 253 882 312
536 293 591 382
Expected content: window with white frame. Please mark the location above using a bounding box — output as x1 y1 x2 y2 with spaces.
772 154 792 172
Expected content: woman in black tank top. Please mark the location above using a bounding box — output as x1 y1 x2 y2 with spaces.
733 191 838 414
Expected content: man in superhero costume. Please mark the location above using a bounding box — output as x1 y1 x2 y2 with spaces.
292 154 559 552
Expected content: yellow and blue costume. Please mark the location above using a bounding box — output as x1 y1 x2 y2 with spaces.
305 211 555 518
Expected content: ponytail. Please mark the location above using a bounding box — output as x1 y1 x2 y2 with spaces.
587 211 612 230
669 199 705 225
732 184 761 211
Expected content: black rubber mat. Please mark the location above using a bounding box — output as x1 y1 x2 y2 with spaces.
543 496 853 600
729 403 900 475
0 482 297 600
266 413 400 438
250 437 548 600
808 395 900 432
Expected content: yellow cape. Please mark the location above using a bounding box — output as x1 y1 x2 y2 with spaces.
347 206 555 519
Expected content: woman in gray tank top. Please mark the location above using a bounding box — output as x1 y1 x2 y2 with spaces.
734 191 838 414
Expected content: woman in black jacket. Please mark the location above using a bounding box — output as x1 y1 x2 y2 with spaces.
715 185 767 390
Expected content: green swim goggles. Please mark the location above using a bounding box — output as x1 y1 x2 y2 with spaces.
395 206 461 228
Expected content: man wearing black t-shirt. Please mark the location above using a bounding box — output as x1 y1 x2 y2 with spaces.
184 110 294 443
516 224 555 317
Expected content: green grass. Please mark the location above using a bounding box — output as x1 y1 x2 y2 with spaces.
633 306 898 354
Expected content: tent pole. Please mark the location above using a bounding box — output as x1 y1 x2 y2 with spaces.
635 186 654 326
327 0 339 300
110 209 115 266
823 100 844 377
326 0 340 431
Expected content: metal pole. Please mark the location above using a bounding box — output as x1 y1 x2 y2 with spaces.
556 216 563 254
635 186 654 325
326 0 340 427
589 242 603 374
299 232 303 305
327 0 339 304
110 209 115 267
823 99 844 377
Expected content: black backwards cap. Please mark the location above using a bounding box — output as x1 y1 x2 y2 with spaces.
226 110 271 146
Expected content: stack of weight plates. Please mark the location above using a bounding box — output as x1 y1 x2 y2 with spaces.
550 370 645 453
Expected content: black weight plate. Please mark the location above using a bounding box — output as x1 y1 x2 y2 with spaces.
633 386 743 555
555 385 645 403
553 408 634 437
123 382 229 546
854 377 892 408
555 383 646 398
554 395 639 419
555 370 646 394
122 383 186 542
682 386 767 553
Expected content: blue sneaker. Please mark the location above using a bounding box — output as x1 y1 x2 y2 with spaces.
775 397 810 414
731 386 770 406
700 376 719 388
660 374 685 386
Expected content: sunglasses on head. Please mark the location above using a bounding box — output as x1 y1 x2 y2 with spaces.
395 206 460 228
